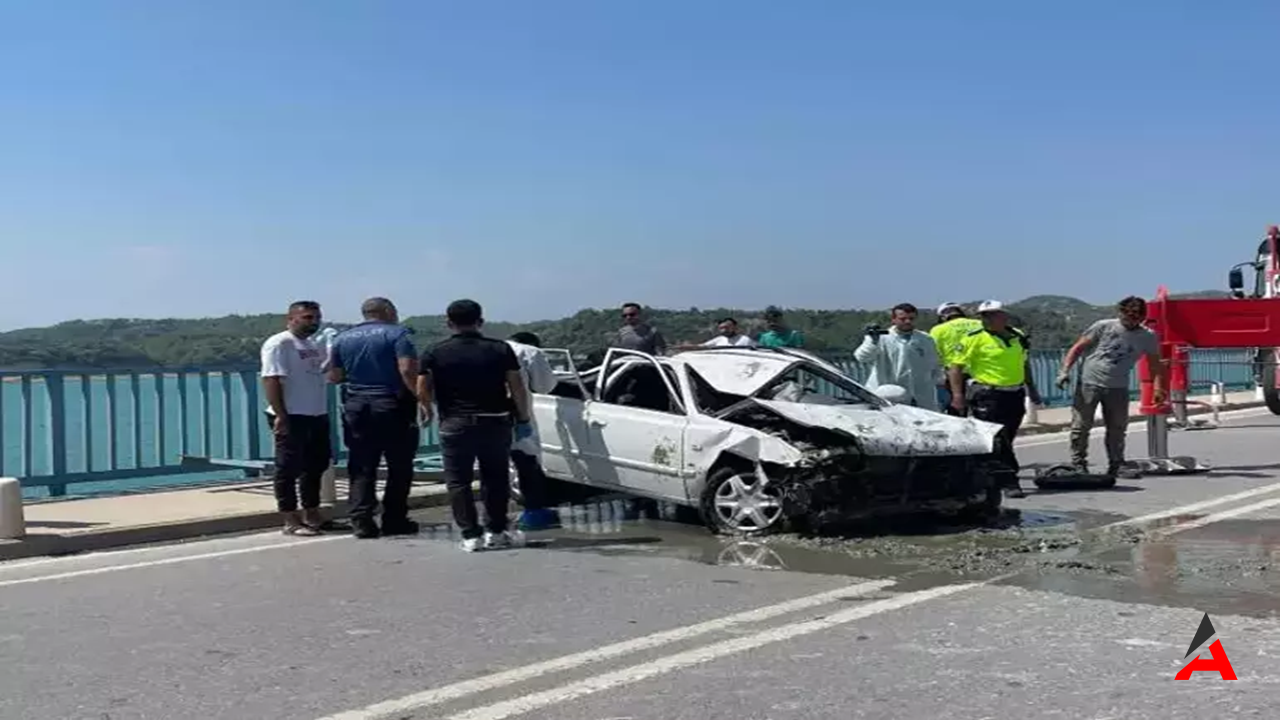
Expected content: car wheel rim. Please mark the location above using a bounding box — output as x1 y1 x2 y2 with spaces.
713 474 782 531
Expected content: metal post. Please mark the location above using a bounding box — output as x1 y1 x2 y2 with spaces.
1147 415 1169 459
320 467 337 506
0 478 26 539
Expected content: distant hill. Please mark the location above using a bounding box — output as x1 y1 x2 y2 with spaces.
0 294 1188 370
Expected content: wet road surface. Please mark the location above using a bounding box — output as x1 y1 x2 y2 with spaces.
2 407 1280 719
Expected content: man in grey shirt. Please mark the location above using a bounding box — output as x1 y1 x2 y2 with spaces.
614 302 667 355
1056 296 1165 476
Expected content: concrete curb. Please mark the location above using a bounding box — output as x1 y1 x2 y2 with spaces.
0 486 455 563
1019 399 1267 436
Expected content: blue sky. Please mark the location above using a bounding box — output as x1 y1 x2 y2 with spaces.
1 0 1277 329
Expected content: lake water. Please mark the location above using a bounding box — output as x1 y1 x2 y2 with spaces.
1 373 262 500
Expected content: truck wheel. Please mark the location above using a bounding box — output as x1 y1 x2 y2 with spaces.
1260 351 1280 416
699 466 786 536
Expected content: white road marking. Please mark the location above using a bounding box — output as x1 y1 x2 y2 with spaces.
317 478 1280 720
0 535 346 588
1101 480 1280 529
1157 495 1280 535
440 582 982 720
0 528 300 573
313 579 895 720
0 405 1272 587
1015 406 1272 448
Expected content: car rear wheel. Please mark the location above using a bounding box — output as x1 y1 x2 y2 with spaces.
509 460 598 507
700 466 785 535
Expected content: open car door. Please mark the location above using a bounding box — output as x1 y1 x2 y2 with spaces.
579 349 690 501
527 348 594 482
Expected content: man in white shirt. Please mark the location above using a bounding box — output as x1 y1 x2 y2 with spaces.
261 300 332 536
507 332 561 531
702 317 757 347
853 302 943 411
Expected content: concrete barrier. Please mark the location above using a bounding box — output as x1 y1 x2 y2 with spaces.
0 478 26 539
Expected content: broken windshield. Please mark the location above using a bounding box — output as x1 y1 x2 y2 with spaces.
757 363 885 408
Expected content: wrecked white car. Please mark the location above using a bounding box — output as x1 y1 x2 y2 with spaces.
523 346 1007 535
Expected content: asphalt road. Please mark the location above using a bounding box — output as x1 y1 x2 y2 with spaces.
3 407 1280 719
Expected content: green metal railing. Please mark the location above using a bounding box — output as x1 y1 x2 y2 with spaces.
0 348 1258 498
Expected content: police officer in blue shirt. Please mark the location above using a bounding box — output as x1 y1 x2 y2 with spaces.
327 297 421 539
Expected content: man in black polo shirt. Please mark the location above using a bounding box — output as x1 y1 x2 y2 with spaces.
327 297 421 539
417 299 532 552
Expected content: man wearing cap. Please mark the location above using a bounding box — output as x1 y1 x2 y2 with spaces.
930 303 982 413
947 300 1043 498
757 306 804 348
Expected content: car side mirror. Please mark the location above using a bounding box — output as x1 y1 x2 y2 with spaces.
875 384 908 403
1228 267 1245 292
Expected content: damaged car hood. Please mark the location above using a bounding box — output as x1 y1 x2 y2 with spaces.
753 399 1003 456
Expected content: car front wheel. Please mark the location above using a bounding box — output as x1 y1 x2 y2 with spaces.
699 466 786 535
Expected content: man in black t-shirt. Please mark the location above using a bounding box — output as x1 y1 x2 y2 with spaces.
417 299 533 552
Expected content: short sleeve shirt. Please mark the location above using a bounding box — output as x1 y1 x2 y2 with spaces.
1078 319 1159 389
955 328 1029 386
419 332 521 418
329 321 417 396
757 329 804 348
703 334 756 347
931 317 982 367
260 330 329 416
615 324 667 355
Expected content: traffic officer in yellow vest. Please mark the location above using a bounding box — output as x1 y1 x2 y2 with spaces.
947 300 1043 498
930 302 982 413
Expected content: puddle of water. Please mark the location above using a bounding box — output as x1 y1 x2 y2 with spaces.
406 497 1280 617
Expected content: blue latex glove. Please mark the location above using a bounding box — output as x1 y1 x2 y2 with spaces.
514 421 534 441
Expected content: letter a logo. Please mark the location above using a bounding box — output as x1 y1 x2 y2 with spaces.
1175 613 1237 681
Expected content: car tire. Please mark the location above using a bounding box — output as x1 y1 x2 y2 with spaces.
959 485 1003 525
699 465 786 536
509 461 597 507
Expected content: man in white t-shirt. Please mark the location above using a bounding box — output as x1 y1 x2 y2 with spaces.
702 317 756 347
261 300 332 536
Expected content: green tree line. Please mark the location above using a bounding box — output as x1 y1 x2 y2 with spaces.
0 294 1194 370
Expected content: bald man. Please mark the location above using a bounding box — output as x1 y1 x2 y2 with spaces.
328 297 421 539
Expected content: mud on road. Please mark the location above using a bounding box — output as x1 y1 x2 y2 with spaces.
412 495 1280 620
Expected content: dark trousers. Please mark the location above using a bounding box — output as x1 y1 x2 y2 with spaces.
968 386 1026 487
510 448 549 510
269 413 332 513
342 393 419 524
440 415 513 538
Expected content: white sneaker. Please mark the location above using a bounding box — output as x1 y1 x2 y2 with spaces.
460 537 482 553
483 531 522 550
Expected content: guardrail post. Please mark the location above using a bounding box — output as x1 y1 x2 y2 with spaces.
241 371 262 460
0 478 23 539
43 373 68 497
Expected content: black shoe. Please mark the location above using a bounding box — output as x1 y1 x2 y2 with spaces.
381 518 420 536
352 520 381 539
1003 485 1027 499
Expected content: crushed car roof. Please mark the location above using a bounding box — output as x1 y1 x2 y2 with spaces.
674 348 802 397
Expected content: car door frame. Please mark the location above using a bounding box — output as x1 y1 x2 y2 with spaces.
582 348 690 500
529 348 595 482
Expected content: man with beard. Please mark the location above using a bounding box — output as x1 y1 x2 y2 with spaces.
260 301 332 536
